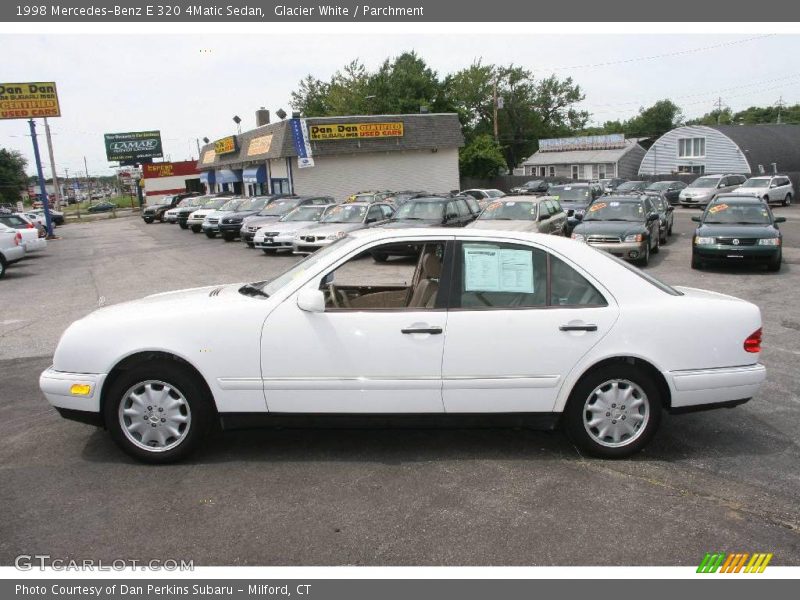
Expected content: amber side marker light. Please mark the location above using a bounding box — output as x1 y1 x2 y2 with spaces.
70 384 91 396
744 328 762 353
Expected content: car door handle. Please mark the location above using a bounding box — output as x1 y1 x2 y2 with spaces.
559 324 598 332
401 327 443 335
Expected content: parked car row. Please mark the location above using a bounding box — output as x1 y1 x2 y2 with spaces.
0 208 51 279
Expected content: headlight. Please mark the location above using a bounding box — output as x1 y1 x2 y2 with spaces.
695 236 715 245
328 231 346 240
624 234 643 242
758 238 780 246
571 233 585 242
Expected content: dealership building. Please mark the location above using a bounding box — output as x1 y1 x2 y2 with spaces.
196 112 464 201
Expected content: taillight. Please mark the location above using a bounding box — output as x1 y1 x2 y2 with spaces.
14 232 21 246
744 328 762 353
26 223 34 228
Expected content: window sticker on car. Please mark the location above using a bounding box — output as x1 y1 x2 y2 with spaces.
708 204 729 214
589 202 608 212
507 201 516 206
464 245 534 294
610 202 620 207
564 186 572 190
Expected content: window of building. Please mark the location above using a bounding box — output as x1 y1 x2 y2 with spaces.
678 138 705 158
598 165 607 179
548 166 556 177
571 165 579 180
677 165 705 174
539 166 547 177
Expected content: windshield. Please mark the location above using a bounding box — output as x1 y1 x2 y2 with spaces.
479 200 537 221
281 205 328 222
176 198 194 207
741 177 771 188
616 181 646 192
202 198 228 209
219 198 244 211
237 197 269 211
523 180 543 188
321 204 367 223
394 200 446 220
549 186 591 204
688 176 720 189
258 199 300 217
254 237 350 296
646 182 670 191
583 200 646 222
703 202 772 225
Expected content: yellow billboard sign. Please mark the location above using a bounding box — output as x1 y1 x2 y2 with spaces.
0 82 61 120
247 134 273 156
201 149 216 165
214 136 238 155
309 122 404 141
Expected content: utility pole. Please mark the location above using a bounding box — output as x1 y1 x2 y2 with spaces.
84 156 92 208
715 97 725 124
493 78 499 142
776 96 785 124
27 119 54 237
43 117 62 210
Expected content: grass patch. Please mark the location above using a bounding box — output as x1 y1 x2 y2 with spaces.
61 195 141 215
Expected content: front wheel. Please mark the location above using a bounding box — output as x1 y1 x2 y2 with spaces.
205 231 216 239
0 256 6 279
767 250 782 272
222 233 236 242
143 217 154 224
563 364 662 458
691 253 703 270
783 194 792 207
636 242 650 267
190 225 201 233
104 362 214 464
179 223 188 230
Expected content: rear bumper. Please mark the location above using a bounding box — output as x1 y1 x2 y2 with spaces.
2 246 26 264
667 363 766 409
39 367 106 413
23 238 47 253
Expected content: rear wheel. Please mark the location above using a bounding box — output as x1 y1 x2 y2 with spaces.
179 223 188 230
0 256 6 279
104 362 214 464
636 243 650 267
143 217 154 224
783 194 792 207
564 364 662 458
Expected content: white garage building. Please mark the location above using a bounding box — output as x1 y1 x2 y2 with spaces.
197 113 464 201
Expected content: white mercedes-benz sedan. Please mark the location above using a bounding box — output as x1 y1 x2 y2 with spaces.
40 228 766 463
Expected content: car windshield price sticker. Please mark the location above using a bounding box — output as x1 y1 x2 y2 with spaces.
590 202 608 212
464 245 534 293
709 204 729 214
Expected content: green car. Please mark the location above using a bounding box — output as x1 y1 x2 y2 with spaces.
691 196 785 271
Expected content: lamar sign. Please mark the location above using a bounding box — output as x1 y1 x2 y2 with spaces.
104 130 164 162
0 82 61 120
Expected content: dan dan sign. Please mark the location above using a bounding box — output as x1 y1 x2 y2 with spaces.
104 130 164 162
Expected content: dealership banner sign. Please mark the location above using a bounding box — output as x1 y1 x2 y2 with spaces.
104 130 163 162
0 82 60 120
308 122 404 141
291 118 315 168
214 135 238 155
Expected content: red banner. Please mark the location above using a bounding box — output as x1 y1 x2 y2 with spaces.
142 160 200 179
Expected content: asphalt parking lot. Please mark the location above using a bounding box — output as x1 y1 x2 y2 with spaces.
1 207 799 566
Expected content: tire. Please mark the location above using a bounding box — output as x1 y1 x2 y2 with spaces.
691 253 703 270
667 223 673 236
651 234 660 254
205 232 216 239
636 243 650 267
659 228 667 244
262 249 275 255
763 196 771 205
563 363 662 458
783 194 792 207
190 225 201 233
246 242 255 248
372 252 389 263
179 223 188 230
143 218 154 224
0 256 6 279
222 233 235 242
104 361 214 464
767 250 782 272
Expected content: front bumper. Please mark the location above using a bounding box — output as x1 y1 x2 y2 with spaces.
254 234 295 250
693 244 780 262
679 196 711 207
586 240 648 261
218 223 243 236
39 367 106 413
293 237 335 254
165 214 179 223
668 363 766 409
202 222 220 232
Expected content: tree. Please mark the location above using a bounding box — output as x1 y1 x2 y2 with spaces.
622 100 683 138
0 148 28 205
459 135 507 178
367 51 450 115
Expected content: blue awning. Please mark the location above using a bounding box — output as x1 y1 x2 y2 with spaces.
215 169 242 184
242 165 267 183
200 171 216 185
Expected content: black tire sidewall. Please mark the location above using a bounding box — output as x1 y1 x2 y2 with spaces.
564 363 662 458
103 363 213 464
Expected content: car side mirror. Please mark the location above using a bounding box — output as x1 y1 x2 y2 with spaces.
666 206 674 212
538 213 548 221
445 213 458 221
297 288 326 313
647 213 659 222
574 213 584 221
691 216 701 222
774 216 786 224
365 217 377 224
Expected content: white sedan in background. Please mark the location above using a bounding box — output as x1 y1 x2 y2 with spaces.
41 229 766 463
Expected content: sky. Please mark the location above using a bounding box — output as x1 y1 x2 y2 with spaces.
3 33 800 178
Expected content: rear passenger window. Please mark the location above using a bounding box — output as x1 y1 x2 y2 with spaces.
550 256 607 306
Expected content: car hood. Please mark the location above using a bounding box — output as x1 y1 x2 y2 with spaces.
256 220 318 234
573 220 648 237
302 222 365 235
221 210 259 222
558 201 591 211
729 188 767 196
469 220 538 231
243 214 283 227
695 224 778 237
680 188 715 197
190 208 216 219
380 219 438 229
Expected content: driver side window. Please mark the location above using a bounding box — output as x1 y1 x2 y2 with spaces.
320 242 447 311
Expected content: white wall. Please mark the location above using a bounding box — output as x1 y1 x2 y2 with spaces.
291 148 460 202
639 125 751 176
143 174 194 205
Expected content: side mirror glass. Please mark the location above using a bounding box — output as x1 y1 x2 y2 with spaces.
691 216 701 222
297 288 326 313
774 216 786 224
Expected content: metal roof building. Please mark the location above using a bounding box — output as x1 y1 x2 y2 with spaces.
639 124 800 177
521 136 646 180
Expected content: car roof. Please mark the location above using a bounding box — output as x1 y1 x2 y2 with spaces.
712 194 763 202
598 195 647 203
490 195 544 203
549 182 590 187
